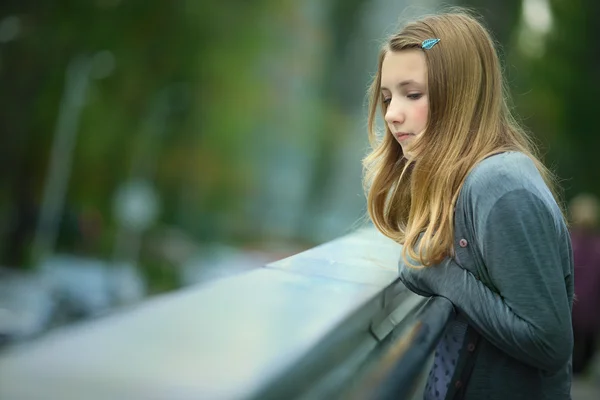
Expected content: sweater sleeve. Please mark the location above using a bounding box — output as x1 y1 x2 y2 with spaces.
399 189 573 373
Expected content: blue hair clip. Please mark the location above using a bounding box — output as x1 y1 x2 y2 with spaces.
421 38 440 50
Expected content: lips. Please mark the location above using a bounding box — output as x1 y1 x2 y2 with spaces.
395 132 413 141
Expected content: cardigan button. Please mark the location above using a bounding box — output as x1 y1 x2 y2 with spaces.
455 380 463 389
467 343 476 352
459 238 468 248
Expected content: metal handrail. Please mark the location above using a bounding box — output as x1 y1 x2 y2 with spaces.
0 228 454 400
347 296 455 400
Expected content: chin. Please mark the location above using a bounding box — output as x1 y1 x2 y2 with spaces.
401 150 414 161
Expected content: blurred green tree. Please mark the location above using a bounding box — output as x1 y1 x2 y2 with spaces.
0 0 277 270
459 0 600 201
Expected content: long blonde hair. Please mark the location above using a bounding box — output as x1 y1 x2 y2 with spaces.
363 10 563 267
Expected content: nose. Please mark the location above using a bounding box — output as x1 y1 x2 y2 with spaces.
384 98 405 126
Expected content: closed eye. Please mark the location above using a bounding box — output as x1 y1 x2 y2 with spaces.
407 93 423 100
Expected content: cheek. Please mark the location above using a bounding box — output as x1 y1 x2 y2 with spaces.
414 102 429 126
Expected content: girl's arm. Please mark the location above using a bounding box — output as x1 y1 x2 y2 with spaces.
399 189 573 373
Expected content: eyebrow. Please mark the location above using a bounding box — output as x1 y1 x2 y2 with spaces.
380 79 421 91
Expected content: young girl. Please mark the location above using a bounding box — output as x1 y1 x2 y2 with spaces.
363 10 574 400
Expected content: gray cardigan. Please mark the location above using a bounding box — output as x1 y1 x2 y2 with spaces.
399 152 574 400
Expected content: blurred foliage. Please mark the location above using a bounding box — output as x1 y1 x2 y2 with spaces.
460 0 522 46
0 0 371 278
516 0 600 199
0 0 287 268
463 0 600 200
0 0 599 284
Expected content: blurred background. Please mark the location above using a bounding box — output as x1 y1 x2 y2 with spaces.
0 0 599 391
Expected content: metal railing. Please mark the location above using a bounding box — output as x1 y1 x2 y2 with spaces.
352 296 455 400
0 228 454 400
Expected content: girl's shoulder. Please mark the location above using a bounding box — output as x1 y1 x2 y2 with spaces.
462 151 540 196
466 151 538 190
457 151 557 218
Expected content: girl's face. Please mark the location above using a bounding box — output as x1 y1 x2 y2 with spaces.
380 49 429 159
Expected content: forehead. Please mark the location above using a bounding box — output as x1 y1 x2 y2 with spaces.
380 49 427 89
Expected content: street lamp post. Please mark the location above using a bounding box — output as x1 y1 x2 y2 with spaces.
31 51 115 264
